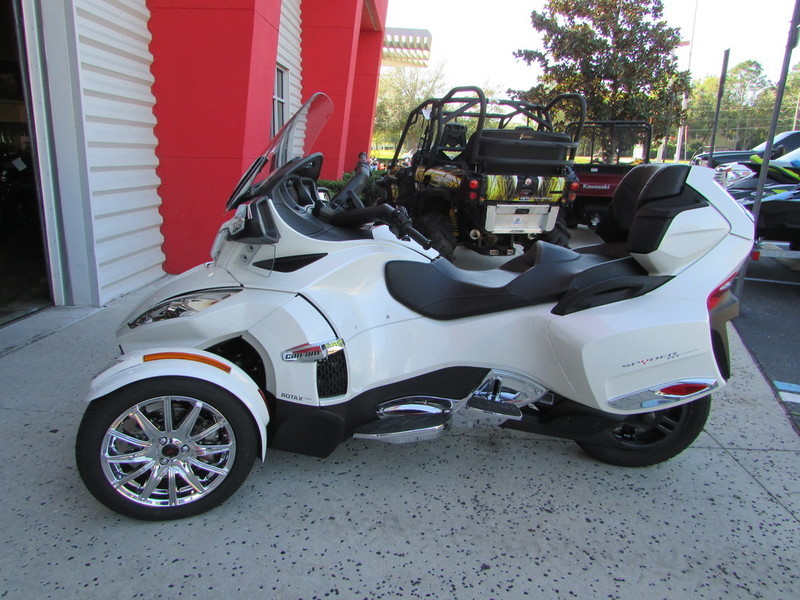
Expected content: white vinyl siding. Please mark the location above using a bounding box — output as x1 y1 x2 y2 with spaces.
73 0 164 303
278 0 303 156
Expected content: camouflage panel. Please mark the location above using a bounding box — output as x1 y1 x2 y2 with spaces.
416 165 465 189
484 175 566 204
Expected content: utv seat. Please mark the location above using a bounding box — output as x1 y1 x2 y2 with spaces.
440 122 467 150
436 122 468 163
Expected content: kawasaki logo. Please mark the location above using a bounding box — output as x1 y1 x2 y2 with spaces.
582 183 612 190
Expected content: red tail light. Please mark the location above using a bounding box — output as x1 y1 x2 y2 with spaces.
570 182 579 190
658 383 710 397
468 179 480 190
707 274 737 310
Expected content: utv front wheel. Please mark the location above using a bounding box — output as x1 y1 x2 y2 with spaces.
76 377 259 520
576 396 711 467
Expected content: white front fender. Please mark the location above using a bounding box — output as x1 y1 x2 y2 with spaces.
87 348 270 459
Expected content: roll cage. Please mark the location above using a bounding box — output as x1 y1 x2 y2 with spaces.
389 86 587 174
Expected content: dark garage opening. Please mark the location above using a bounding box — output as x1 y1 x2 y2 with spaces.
0 0 51 326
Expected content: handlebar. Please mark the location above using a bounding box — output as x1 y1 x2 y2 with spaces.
329 152 369 210
328 203 431 250
317 152 432 250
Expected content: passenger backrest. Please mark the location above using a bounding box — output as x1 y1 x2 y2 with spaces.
585 163 694 260
595 163 672 243
625 164 703 255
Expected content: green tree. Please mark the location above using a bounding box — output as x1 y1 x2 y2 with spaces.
372 65 446 150
778 63 800 132
725 60 773 149
685 60 778 156
684 75 720 156
513 0 690 142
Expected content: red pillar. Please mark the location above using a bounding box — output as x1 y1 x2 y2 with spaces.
301 0 386 179
147 1 282 273
346 28 384 163
300 0 361 179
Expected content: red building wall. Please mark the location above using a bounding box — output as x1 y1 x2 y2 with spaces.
147 0 386 273
301 0 387 179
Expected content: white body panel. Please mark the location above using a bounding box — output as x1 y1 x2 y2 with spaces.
93 164 754 425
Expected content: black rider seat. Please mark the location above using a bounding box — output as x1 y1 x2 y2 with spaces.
385 243 610 320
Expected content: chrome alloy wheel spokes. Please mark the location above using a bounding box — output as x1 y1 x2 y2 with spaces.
100 395 237 507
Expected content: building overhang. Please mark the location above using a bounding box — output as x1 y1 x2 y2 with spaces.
382 27 432 68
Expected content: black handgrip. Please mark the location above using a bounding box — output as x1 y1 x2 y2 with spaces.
393 208 432 249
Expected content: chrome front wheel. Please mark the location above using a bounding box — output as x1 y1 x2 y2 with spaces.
76 377 258 520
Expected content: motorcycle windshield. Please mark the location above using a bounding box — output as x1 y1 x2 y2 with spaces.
226 92 334 210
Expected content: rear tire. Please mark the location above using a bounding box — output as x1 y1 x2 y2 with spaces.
576 396 711 467
519 211 571 252
540 211 571 247
76 376 259 520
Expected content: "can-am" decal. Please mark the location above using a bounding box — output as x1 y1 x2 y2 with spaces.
282 338 345 362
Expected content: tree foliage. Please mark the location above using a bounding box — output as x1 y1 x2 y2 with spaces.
513 0 690 140
372 66 446 149
683 62 800 158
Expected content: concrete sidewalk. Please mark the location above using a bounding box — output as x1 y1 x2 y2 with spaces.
0 288 798 600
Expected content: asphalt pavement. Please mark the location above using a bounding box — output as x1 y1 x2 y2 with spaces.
736 252 800 433
0 237 798 599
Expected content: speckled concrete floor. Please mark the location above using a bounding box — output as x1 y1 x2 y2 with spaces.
0 285 798 600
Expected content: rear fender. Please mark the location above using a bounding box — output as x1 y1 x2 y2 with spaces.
87 348 270 459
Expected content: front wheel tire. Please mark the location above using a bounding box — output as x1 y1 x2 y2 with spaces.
76 376 259 520
576 396 711 467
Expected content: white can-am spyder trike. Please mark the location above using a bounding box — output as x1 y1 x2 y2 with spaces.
75 94 754 520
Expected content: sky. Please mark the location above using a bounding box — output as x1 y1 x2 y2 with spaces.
384 0 800 92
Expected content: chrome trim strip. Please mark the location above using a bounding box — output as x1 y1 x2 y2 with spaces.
353 423 447 445
609 378 719 411
376 397 454 417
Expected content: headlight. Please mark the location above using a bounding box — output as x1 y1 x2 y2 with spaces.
128 289 240 328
